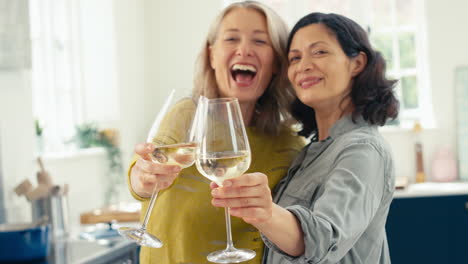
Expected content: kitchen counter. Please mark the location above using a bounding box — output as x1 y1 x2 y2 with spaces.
26 237 139 264
394 182 468 198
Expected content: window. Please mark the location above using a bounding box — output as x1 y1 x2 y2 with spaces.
367 0 432 128
30 0 119 153
224 0 433 128
30 0 83 152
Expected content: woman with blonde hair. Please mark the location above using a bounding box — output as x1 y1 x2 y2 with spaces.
127 1 305 263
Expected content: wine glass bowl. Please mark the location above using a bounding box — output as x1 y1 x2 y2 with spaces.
150 142 197 168
197 150 250 186
118 90 199 248
195 97 255 263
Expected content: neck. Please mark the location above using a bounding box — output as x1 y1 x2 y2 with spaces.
315 98 353 141
239 101 256 126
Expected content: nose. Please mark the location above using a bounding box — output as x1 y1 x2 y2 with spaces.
236 40 254 57
297 56 314 73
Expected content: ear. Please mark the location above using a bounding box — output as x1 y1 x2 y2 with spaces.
208 45 215 70
351 51 367 77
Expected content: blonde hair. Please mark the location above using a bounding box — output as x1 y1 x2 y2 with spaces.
192 1 295 135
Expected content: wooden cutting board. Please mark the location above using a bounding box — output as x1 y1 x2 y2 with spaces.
80 203 141 224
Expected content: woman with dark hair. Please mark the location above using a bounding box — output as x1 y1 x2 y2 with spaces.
210 12 399 264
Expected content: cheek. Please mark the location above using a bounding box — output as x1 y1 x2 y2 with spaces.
213 55 226 69
212 47 231 69
260 50 276 71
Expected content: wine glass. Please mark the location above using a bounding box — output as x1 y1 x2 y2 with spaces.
118 89 201 248
195 97 255 263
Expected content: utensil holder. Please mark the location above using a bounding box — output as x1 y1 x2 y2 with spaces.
31 194 69 238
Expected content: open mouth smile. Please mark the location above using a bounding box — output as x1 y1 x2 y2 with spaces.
230 63 257 86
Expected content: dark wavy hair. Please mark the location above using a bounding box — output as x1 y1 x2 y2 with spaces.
287 12 399 138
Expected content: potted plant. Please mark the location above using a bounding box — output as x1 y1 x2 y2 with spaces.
70 123 124 205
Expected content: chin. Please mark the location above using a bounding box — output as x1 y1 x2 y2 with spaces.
228 86 259 100
234 93 260 104
298 95 318 108
234 95 256 103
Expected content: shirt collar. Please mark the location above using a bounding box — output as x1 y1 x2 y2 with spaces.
328 114 368 139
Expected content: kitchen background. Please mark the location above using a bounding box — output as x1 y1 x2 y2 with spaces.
0 0 467 257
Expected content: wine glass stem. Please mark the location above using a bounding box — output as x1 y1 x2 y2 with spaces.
224 207 235 250
141 185 159 230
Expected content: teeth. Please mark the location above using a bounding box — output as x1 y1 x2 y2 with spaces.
232 64 257 72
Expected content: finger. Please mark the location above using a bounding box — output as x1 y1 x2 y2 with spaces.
155 173 178 185
139 174 177 194
140 181 157 195
135 158 181 175
211 185 271 199
210 182 219 189
140 171 157 184
222 172 268 188
134 171 156 195
135 143 155 161
140 172 178 186
212 197 267 208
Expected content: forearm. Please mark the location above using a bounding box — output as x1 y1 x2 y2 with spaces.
254 203 305 256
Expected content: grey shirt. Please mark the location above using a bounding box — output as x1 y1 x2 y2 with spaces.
262 115 395 264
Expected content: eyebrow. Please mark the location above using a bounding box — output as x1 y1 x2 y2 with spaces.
224 28 268 35
289 41 328 54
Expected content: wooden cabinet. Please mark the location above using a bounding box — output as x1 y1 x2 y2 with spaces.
386 194 468 264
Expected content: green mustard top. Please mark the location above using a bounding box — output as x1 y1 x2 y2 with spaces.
127 99 305 264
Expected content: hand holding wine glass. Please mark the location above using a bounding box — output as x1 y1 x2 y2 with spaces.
130 143 183 197
195 97 256 263
119 89 199 248
209 172 273 225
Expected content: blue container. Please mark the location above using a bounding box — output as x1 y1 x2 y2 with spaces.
0 223 49 261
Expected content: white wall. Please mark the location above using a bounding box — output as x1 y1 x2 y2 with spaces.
113 0 151 164
141 0 221 143
0 0 34 223
0 70 35 222
146 0 220 99
79 0 119 124
116 0 221 170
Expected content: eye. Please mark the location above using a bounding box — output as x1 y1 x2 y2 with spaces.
313 50 328 55
224 37 238 42
289 56 301 63
254 39 267 45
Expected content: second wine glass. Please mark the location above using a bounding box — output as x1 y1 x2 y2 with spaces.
118 89 200 248
195 97 255 263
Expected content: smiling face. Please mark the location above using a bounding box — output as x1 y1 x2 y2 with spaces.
287 23 366 113
209 8 276 104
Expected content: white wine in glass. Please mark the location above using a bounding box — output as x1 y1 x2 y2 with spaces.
197 151 250 185
118 89 200 248
195 97 255 263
